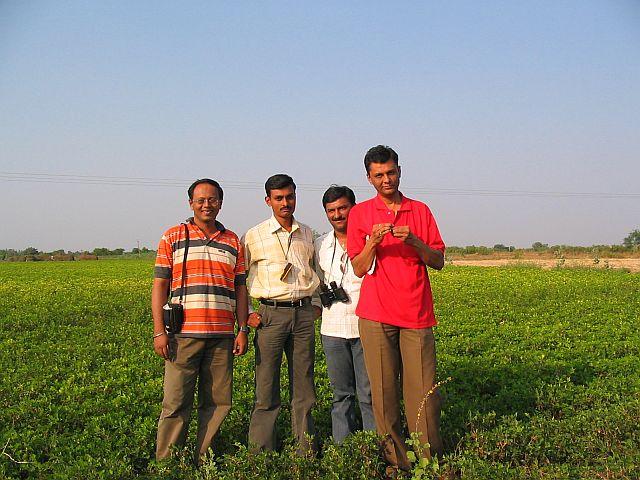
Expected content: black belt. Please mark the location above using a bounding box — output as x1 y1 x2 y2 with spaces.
260 297 311 308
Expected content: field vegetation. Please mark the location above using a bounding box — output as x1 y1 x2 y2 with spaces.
1 260 638 479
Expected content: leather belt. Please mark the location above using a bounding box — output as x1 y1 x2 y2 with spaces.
259 297 311 308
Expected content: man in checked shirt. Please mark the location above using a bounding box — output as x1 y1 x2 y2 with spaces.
242 173 322 454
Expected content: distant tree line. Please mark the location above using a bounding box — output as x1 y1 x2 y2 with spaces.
447 243 634 256
0 246 155 262
3 229 639 261
444 228 640 256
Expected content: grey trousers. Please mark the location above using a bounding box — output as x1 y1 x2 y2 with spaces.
248 303 317 453
156 336 233 461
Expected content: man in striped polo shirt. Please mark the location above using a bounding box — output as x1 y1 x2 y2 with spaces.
152 178 249 463
243 174 321 454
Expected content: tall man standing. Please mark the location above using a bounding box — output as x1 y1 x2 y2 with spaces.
314 185 376 444
152 178 249 462
243 174 321 454
347 146 446 472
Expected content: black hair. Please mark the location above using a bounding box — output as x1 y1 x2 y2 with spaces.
364 145 399 173
322 185 356 208
188 178 223 201
265 174 296 196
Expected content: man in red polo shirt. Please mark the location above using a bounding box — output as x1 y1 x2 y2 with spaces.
347 145 445 473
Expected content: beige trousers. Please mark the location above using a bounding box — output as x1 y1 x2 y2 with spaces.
156 336 233 461
359 318 443 470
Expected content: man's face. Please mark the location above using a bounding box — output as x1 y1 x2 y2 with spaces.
367 160 401 196
324 196 353 234
189 183 222 224
266 186 296 221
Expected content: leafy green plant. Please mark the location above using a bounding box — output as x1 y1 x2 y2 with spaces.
1 261 638 478
405 378 451 480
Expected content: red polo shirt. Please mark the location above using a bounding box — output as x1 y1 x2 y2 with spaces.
346 194 445 328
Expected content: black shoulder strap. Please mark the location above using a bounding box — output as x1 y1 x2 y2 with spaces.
179 223 189 303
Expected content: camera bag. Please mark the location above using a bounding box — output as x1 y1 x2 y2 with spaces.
163 223 189 335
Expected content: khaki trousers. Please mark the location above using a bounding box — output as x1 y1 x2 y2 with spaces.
156 336 233 461
359 318 443 471
248 304 317 454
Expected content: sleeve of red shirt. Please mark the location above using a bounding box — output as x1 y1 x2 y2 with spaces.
347 204 368 260
422 206 445 253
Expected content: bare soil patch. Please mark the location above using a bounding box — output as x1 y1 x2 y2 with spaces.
448 257 640 272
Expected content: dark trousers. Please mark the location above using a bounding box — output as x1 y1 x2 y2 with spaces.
248 304 317 453
156 336 233 461
322 335 376 444
359 318 443 471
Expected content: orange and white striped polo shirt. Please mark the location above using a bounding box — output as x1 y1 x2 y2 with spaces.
154 219 246 337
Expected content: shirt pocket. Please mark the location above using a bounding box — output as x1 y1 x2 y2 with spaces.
209 248 237 275
290 236 312 267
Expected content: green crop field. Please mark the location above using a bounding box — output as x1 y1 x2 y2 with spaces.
1 261 638 479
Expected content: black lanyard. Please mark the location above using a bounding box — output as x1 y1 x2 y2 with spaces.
276 229 293 261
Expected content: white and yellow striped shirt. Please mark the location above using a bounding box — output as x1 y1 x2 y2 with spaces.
243 216 320 302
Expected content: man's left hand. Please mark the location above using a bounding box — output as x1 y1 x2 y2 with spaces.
312 306 322 319
233 331 248 356
391 225 417 245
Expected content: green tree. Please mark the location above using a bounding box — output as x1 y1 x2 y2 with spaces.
532 242 549 251
623 229 640 248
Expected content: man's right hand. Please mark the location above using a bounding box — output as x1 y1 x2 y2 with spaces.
247 312 262 329
368 223 393 247
153 333 171 360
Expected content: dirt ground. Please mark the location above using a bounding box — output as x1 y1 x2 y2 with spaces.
448 257 640 272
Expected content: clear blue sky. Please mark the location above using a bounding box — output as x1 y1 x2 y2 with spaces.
1 1 639 251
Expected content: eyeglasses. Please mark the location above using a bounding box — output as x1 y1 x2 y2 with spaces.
193 197 221 206
339 251 348 274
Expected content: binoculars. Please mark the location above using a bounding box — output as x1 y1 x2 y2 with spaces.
319 281 349 308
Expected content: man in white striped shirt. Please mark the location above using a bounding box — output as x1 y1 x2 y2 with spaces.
314 185 375 444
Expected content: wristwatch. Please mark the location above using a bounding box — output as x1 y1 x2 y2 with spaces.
238 326 249 334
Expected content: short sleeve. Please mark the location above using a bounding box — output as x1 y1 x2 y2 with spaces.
313 236 326 284
423 207 445 253
347 205 368 260
235 239 247 285
154 231 174 279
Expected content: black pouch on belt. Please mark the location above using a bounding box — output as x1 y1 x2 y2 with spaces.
163 303 184 335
